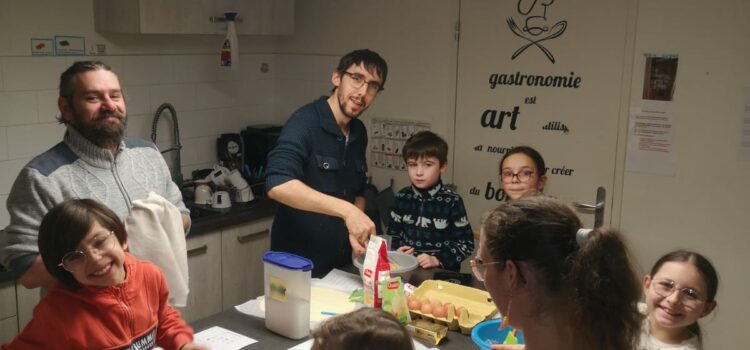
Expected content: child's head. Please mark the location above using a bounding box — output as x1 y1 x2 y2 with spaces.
499 146 547 200
311 307 413 350
479 196 642 350
402 131 448 189
643 250 718 343
38 198 128 290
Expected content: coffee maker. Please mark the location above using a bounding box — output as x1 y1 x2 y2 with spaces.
241 125 281 176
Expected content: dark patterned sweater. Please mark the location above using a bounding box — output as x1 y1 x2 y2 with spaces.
386 180 474 271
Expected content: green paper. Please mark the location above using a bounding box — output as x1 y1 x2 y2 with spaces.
503 331 519 345
349 288 364 303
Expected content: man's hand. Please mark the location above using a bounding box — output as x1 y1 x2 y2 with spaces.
416 253 440 269
344 208 375 255
397 246 415 255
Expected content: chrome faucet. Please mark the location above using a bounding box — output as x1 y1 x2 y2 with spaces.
151 103 183 187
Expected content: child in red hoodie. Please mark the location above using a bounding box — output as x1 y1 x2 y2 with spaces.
2 199 207 350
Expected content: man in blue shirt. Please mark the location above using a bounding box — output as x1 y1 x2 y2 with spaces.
265 49 388 277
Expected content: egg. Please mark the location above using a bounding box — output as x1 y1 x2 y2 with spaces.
432 305 447 318
408 298 422 310
455 306 465 317
430 298 442 309
420 303 433 314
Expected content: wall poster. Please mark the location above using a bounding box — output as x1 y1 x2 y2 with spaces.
370 119 430 171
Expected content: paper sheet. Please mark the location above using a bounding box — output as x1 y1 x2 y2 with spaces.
625 100 677 175
315 268 363 294
194 326 257 349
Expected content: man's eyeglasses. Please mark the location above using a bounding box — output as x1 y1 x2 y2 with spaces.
58 231 117 272
470 258 503 282
343 71 383 94
501 169 535 183
651 279 706 309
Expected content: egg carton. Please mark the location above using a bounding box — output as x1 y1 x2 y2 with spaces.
408 279 497 334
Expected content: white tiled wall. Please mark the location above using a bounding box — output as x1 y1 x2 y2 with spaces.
0 53 340 228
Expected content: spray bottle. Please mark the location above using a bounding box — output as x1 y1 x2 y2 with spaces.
220 12 239 70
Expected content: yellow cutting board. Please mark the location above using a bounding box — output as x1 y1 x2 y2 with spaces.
260 287 359 322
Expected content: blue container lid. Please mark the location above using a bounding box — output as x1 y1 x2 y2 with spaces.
224 12 238 21
262 251 313 272
471 319 524 349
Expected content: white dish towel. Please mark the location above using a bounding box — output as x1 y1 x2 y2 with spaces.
125 192 189 307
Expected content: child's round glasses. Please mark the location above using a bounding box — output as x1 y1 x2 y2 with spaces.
470 258 503 282
58 231 116 272
651 279 706 309
343 71 383 94
501 169 535 183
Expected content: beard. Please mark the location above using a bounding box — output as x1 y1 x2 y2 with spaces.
336 88 366 120
69 107 127 150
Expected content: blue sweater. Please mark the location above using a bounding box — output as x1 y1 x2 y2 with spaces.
387 180 474 271
265 96 368 277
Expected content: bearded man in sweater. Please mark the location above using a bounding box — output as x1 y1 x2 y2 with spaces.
0 61 190 289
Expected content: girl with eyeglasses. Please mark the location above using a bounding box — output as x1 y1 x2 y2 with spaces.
499 146 548 200
474 196 642 350
1 199 206 350
639 250 719 350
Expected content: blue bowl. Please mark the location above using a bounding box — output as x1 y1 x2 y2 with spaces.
471 319 524 350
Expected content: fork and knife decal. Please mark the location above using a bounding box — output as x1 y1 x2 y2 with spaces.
507 0 567 64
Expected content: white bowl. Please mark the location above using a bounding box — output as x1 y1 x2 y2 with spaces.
353 251 418 282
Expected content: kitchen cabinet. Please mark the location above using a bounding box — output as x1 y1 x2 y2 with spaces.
94 0 294 35
0 281 17 343
179 229 223 323
14 285 39 332
221 218 271 310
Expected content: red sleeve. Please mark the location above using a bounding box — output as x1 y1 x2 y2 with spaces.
152 265 194 349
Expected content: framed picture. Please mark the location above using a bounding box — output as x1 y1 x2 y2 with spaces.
643 55 679 101
31 38 54 56
54 36 85 56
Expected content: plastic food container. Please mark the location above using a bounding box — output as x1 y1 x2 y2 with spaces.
262 251 314 339
409 279 497 334
353 250 418 282
471 319 524 349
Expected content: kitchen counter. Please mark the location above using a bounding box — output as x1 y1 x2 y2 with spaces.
0 266 13 284
188 196 277 236
192 308 477 350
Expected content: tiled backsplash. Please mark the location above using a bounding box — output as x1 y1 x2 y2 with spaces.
0 53 337 228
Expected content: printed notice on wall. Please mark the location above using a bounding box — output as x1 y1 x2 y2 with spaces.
741 88 750 160
626 100 677 176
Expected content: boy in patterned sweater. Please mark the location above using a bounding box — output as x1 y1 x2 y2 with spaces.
386 131 474 271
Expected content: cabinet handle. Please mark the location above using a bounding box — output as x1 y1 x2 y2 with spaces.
187 245 208 257
237 229 270 244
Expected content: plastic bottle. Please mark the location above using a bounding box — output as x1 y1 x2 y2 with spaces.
220 12 239 70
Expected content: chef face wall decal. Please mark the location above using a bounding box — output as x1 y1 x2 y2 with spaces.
507 0 567 64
